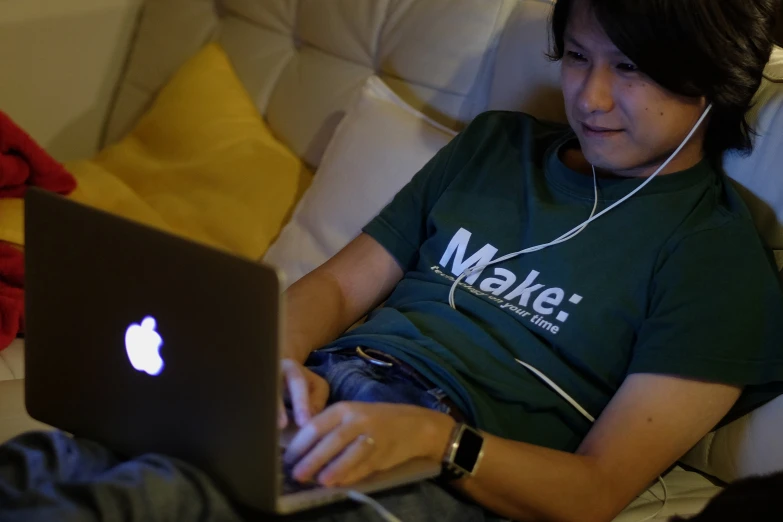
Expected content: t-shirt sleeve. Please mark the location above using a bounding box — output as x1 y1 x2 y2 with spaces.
361 116 478 271
629 219 783 422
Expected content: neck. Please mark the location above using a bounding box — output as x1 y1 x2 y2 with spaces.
561 142 706 179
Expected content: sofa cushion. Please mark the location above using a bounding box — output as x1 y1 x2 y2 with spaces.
0 338 24 381
723 47 783 254
681 395 783 484
104 0 220 144
263 76 457 286
0 379 50 444
69 42 312 260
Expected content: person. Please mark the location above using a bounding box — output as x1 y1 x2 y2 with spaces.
276 0 783 520
1 1 781 522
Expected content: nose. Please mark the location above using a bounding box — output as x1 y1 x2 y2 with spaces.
578 66 615 115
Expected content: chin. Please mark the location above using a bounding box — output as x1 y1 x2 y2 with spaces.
580 149 617 171
581 148 641 175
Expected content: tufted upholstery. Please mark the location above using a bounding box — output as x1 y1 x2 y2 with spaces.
106 0 555 166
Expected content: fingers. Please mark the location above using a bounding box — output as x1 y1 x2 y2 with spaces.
284 403 344 466
317 435 377 487
281 359 312 427
290 424 365 484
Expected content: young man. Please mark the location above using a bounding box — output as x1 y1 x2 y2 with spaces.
276 0 783 521
1 1 781 522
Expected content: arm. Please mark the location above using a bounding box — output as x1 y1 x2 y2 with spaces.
450 223 781 520
283 233 404 363
449 374 742 522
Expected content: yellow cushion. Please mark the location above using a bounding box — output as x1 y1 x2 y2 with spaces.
0 43 311 259
0 199 23 247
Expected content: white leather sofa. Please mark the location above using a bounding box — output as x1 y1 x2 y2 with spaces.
1 1 782 520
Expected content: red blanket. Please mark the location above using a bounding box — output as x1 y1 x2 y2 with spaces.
0 111 77 350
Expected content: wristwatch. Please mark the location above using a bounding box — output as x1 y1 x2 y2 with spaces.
441 423 485 481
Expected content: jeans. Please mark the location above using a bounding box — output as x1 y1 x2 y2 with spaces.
304 350 455 415
0 351 508 522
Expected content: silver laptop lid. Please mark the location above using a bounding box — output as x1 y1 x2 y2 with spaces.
24 187 283 510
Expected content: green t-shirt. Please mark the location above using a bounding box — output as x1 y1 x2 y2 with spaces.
322 111 783 452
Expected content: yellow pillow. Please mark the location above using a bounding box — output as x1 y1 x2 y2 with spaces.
0 199 23 247
61 43 309 259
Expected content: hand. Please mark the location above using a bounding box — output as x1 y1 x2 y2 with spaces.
283 402 455 487
278 358 330 429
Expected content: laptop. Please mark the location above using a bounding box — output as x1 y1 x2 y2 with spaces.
23 188 439 514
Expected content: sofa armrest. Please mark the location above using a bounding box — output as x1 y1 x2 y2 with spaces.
0 379 51 444
0 339 25 381
0 0 142 162
681 395 783 483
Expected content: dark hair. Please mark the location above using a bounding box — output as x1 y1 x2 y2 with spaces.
548 0 780 158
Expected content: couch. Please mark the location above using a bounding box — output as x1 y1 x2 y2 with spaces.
1 0 782 520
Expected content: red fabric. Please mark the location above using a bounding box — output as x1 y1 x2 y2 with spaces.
0 111 76 197
0 111 77 350
0 245 24 350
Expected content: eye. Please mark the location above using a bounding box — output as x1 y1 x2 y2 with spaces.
566 51 587 62
617 62 639 73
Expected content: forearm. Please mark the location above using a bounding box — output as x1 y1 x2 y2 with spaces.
282 270 356 363
450 434 615 522
280 233 404 363
448 375 745 522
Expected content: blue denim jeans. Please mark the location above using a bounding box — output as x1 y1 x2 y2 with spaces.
0 351 507 522
304 349 455 415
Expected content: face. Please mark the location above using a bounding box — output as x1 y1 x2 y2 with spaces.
560 0 709 178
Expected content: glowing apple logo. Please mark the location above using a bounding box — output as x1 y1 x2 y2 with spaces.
124 316 165 376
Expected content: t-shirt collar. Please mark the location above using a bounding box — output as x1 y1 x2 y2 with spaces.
545 131 715 201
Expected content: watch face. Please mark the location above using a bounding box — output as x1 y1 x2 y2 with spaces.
454 427 483 473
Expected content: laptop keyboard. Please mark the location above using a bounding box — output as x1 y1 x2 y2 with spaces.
281 474 320 495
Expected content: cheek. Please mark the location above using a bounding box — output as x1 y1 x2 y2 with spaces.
620 83 687 135
631 105 683 143
618 90 667 136
560 77 581 127
560 68 580 105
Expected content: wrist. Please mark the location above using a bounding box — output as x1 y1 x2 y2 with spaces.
423 410 457 461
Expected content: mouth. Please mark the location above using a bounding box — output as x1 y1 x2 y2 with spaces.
581 123 623 137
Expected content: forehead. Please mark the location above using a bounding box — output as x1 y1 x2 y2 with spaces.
564 0 625 56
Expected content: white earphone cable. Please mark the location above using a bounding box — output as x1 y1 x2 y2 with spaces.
346 490 404 522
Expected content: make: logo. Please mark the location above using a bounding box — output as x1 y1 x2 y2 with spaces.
436 227 584 335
